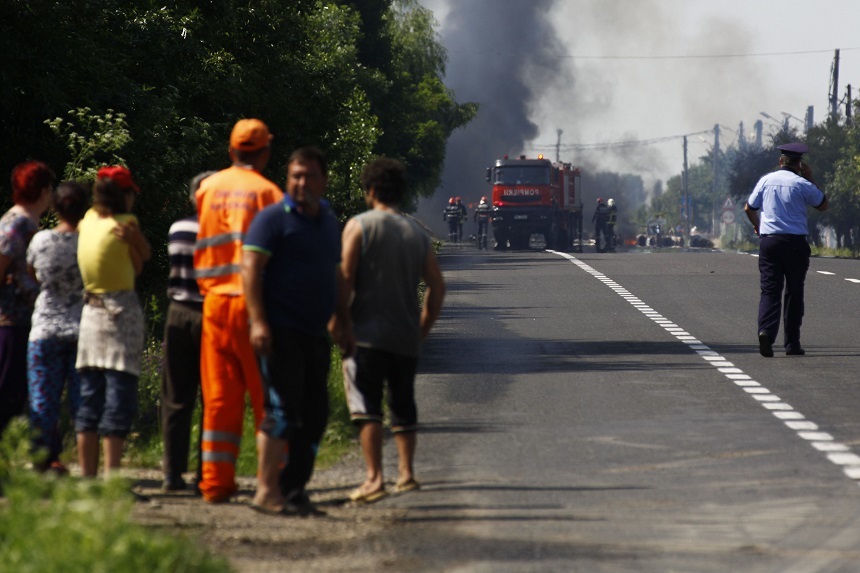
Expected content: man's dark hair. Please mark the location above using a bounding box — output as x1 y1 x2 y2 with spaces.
288 146 328 175
233 146 270 166
92 177 133 215
360 157 406 205
54 181 89 226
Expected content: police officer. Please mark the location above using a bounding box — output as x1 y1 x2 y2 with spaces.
592 198 610 252
443 197 460 242
473 196 491 249
744 143 828 357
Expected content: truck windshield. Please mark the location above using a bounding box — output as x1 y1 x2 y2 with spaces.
494 166 550 185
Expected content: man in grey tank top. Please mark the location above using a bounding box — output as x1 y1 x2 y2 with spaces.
330 157 445 503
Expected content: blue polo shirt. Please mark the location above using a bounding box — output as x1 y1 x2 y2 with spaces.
243 195 341 336
747 169 825 235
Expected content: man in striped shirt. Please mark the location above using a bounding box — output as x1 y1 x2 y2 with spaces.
160 171 214 492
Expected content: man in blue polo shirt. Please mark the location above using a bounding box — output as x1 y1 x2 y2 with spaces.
241 146 342 516
744 143 828 357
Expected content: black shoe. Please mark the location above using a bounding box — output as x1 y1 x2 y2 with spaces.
758 332 773 357
162 476 187 492
786 347 806 356
285 492 326 517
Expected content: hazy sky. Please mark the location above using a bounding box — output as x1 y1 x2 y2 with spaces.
419 0 860 188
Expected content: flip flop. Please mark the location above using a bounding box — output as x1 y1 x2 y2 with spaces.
348 487 388 504
393 478 421 494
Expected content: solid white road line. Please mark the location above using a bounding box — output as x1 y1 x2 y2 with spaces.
547 250 860 485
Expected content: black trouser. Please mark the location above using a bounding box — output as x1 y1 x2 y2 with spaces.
757 234 810 351
447 220 459 241
0 326 29 437
257 328 330 500
476 220 489 248
594 222 609 249
161 300 203 482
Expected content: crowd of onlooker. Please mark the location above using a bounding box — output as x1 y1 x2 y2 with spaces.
0 118 445 516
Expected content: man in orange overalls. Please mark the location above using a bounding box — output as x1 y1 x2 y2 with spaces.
194 119 283 502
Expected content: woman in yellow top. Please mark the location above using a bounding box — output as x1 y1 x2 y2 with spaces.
75 166 151 478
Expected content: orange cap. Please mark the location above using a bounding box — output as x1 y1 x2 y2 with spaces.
230 119 273 151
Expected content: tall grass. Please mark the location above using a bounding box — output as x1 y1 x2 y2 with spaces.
0 421 233 573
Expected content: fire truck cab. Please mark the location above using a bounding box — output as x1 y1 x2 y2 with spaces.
485 154 583 251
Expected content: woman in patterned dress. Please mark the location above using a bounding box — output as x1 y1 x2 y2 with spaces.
0 161 55 437
26 181 89 473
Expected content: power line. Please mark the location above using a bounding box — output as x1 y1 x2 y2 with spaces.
450 46 860 61
529 130 713 151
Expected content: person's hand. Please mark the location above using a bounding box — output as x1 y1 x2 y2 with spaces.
799 162 813 181
250 320 272 356
328 315 356 357
113 220 141 245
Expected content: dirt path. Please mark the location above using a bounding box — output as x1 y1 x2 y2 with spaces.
130 452 408 572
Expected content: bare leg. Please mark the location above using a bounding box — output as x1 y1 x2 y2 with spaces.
103 436 124 477
253 432 287 510
77 431 100 477
394 431 416 486
357 421 384 495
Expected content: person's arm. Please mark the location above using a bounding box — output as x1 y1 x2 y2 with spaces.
113 219 151 262
241 249 272 356
800 163 829 212
743 203 760 235
0 253 11 285
329 218 360 357
420 247 445 340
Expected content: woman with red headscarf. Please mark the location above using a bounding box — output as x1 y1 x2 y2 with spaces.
0 161 55 436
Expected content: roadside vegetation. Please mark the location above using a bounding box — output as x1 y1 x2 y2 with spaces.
0 422 234 573
0 1 473 568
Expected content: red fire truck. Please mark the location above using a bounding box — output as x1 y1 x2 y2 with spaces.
485 154 583 251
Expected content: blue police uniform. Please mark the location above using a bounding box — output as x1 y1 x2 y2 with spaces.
746 144 826 356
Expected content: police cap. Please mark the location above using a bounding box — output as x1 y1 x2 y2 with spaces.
777 143 808 159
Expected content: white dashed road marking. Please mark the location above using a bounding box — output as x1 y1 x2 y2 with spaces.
816 271 836 275
548 250 860 485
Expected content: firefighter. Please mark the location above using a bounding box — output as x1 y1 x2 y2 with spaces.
473 196 491 249
443 197 460 242
592 198 610 252
455 196 467 241
194 119 283 503
606 198 618 252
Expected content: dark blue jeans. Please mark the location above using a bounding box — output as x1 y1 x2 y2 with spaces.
75 368 138 438
757 234 810 351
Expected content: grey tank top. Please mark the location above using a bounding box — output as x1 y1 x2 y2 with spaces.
351 209 430 357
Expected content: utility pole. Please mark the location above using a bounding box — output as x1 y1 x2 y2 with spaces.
683 135 690 241
847 85 853 126
806 105 814 132
555 129 563 163
712 124 720 236
830 49 840 119
754 120 763 148
738 121 746 151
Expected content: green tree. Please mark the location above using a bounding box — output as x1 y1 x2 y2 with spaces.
825 112 860 250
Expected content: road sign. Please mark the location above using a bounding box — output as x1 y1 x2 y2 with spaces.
722 195 735 210
722 210 736 224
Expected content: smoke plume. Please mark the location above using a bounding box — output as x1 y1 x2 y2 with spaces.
416 0 571 236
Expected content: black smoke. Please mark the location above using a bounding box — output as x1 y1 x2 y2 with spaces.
415 0 571 237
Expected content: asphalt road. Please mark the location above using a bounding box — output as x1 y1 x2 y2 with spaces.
353 243 860 572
